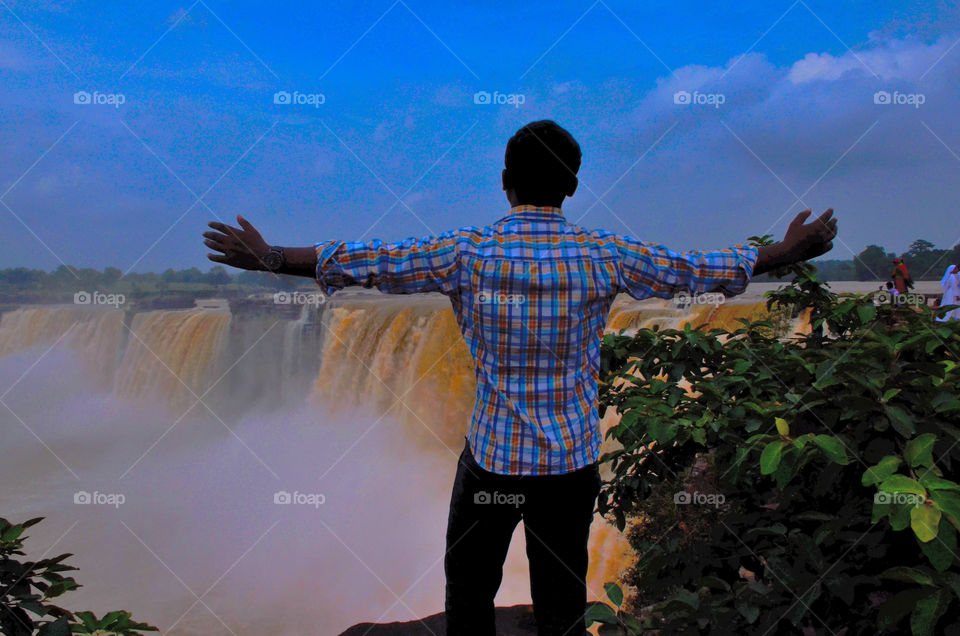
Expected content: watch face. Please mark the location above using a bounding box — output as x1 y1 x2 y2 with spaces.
264 250 283 271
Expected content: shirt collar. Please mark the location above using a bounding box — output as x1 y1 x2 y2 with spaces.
498 205 566 223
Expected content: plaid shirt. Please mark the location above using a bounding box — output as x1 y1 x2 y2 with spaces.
315 205 758 475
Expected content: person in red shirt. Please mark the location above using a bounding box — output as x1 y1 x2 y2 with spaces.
892 258 911 294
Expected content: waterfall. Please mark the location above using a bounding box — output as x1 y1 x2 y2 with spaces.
113 310 232 410
0 292 792 633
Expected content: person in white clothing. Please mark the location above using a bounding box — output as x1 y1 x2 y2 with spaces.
936 264 960 322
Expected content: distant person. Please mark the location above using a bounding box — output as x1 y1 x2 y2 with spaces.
885 281 900 296
202 120 838 636
937 264 960 322
892 257 912 293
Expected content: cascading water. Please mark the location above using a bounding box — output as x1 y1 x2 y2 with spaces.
0 290 805 634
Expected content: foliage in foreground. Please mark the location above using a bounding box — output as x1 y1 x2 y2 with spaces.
1 517 157 636
591 257 960 635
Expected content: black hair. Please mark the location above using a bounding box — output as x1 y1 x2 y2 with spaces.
503 120 581 205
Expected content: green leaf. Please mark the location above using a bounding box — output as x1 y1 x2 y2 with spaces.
881 388 901 402
931 491 960 531
912 504 942 543
700 575 731 591
886 405 916 436
100 610 128 626
878 588 934 631
620 614 644 635
1 524 24 542
892 503 913 531
857 304 877 324
667 588 700 610
910 588 952 636
920 521 956 572
74 611 98 631
879 566 935 586
863 456 902 486
775 417 789 437
37 617 70 636
920 474 960 493
604 582 624 607
691 427 707 445
736 601 760 623
905 434 937 469
585 603 618 625
760 440 786 475
812 435 848 465
880 475 927 497
647 420 678 444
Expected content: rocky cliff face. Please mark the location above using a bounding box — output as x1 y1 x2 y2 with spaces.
338 604 538 635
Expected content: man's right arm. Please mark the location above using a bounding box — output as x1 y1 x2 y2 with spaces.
752 209 838 276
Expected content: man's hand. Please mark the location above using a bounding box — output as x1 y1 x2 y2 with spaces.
753 208 838 276
204 215 270 271
781 208 837 261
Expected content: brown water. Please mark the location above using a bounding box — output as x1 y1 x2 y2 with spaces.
0 293 803 634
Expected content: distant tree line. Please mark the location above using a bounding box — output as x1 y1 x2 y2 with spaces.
752 238 960 282
851 239 960 281
1 238 958 293
0 265 318 309
0 265 308 292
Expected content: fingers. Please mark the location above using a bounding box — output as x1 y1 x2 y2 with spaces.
800 208 837 241
202 230 229 245
236 214 257 234
207 253 229 263
203 238 227 253
207 220 242 237
789 209 812 229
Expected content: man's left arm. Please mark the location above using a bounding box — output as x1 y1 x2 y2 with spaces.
611 208 837 299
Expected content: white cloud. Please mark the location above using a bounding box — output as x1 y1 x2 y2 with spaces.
788 33 959 83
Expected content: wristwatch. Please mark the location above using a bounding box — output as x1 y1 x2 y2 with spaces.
263 245 285 272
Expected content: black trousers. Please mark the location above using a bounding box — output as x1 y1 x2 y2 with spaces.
444 439 602 636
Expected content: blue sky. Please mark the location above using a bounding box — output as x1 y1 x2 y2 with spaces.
1 0 959 274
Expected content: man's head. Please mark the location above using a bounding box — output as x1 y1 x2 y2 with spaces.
502 120 581 208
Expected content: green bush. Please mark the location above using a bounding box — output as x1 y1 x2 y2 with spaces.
0 517 157 635
593 255 960 635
